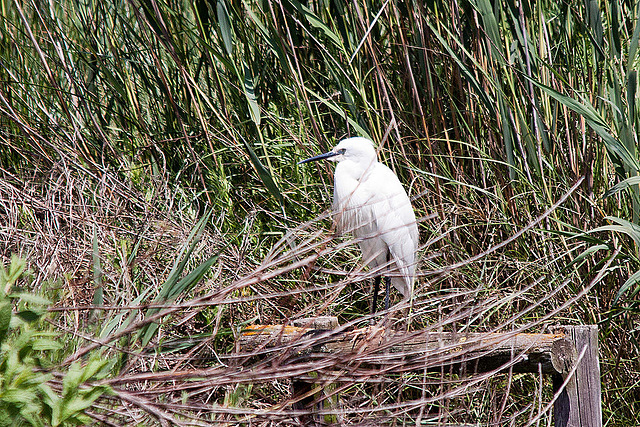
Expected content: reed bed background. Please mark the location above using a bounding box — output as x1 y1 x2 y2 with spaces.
0 0 638 424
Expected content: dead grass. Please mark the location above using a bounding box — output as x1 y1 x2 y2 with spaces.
0 161 615 425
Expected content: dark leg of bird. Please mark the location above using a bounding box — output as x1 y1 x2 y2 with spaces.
384 276 391 310
383 252 391 311
371 276 381 315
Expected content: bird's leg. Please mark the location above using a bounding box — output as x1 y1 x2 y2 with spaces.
384 276 391 311
371 276 381 315
384 252 391 311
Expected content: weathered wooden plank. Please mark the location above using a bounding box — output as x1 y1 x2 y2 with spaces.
553 325 602 427
239 319 570 375
239 321 602 426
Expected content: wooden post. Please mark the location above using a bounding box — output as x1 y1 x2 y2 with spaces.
553 325 602 427
290 317 339 425
291 378 316 425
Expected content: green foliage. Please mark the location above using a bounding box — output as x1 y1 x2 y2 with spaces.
47 356 111 427
138 210 221 347
0 257 111 426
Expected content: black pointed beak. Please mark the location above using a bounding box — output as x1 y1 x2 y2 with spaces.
297 151 339 165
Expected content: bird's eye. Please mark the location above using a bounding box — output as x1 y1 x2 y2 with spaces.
337 148 346 155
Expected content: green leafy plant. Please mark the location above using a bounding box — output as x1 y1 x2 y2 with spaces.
0 256 111 426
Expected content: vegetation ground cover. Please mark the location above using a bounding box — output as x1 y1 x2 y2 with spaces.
1 0 639 424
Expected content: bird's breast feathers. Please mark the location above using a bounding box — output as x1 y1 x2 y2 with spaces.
332 163 416 242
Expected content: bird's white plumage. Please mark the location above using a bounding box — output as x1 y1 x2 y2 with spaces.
320 137 418 298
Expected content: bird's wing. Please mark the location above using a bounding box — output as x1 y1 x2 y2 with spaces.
365 164 419 297
332 162 418 297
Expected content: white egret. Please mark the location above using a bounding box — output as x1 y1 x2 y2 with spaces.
299 137 419 312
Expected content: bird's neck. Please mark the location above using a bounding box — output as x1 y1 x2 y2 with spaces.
335 158 377 182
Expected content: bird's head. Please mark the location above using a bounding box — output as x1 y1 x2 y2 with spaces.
298 137 377 166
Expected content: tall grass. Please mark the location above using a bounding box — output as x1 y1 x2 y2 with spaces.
1 0 639 424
